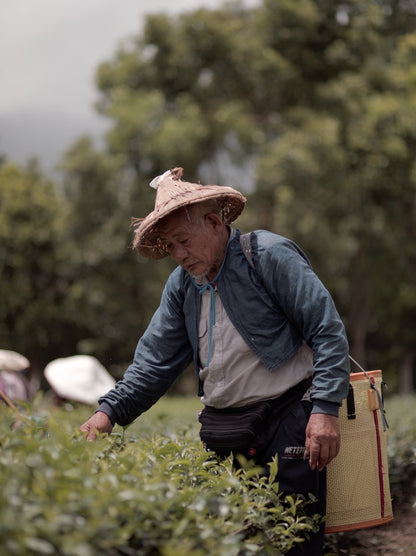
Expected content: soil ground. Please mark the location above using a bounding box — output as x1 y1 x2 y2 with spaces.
325 499 416 555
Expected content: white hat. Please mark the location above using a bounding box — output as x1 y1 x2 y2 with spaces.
132 167 246 259
0 349 30 372
44 355 116 405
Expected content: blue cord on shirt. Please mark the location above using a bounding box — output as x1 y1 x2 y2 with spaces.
191 254 227 368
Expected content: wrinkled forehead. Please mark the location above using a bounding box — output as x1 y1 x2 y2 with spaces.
157 207 198 239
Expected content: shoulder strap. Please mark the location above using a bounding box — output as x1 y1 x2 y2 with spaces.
240 231 303 337
239 232 254 269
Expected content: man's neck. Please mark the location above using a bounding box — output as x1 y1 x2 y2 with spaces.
206 226 231 282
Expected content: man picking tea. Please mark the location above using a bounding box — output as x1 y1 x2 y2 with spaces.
80 167 350 555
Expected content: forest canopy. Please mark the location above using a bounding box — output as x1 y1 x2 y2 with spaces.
1 0 415 393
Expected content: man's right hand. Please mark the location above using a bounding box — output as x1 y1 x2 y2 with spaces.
79 411 113 441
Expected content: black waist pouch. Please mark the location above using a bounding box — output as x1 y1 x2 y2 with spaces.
199 399 273 458
198 379 311 458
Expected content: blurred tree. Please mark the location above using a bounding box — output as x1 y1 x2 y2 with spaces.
255 1 416 387
59 137 173 375
372 33 416 392
57 0 416 390
95 3 263 192
256 80 416 383
0 162 71 377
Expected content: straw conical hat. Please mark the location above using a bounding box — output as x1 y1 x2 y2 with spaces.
0 350 30 372
44 355 116 405
132 167 246 259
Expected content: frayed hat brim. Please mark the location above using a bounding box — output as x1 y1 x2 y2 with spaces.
132 168 246 259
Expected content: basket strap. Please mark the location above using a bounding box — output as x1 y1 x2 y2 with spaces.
349 355 389 431
370 376 389 432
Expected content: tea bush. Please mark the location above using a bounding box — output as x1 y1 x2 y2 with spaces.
1 393 415 556
0 399 318 556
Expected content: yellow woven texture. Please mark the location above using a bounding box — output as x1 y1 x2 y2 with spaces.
326 372 393 532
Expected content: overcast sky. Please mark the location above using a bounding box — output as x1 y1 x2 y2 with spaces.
0 0 257 175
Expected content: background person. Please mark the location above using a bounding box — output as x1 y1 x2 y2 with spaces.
0 349 32 405
44 355 116 406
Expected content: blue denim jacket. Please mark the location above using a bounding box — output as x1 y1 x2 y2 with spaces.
99 229 350 426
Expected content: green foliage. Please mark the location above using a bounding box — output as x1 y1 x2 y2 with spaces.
0 398 319 555
57 136 174 370
1 394 415 556
385 395 416 504
95 3 269 184
3 0 416 393
251 0 416 377
90 0 416 383
0 162 70 367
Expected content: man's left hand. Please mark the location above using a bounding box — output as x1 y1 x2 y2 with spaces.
305 413 340 471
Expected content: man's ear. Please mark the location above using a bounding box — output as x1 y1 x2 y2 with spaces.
204 213 224 233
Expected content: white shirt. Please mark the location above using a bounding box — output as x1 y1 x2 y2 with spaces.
198 287 313 408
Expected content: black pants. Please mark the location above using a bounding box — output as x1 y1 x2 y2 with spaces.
255 399 326 556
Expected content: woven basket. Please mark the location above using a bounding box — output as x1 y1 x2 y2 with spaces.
325 370 393 533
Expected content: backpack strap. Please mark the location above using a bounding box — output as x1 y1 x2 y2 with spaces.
240 231 302 336
239 232 254 269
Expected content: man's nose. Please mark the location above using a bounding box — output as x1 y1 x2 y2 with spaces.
171 244 188 262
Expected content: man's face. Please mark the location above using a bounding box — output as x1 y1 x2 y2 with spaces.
158 209 224 280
